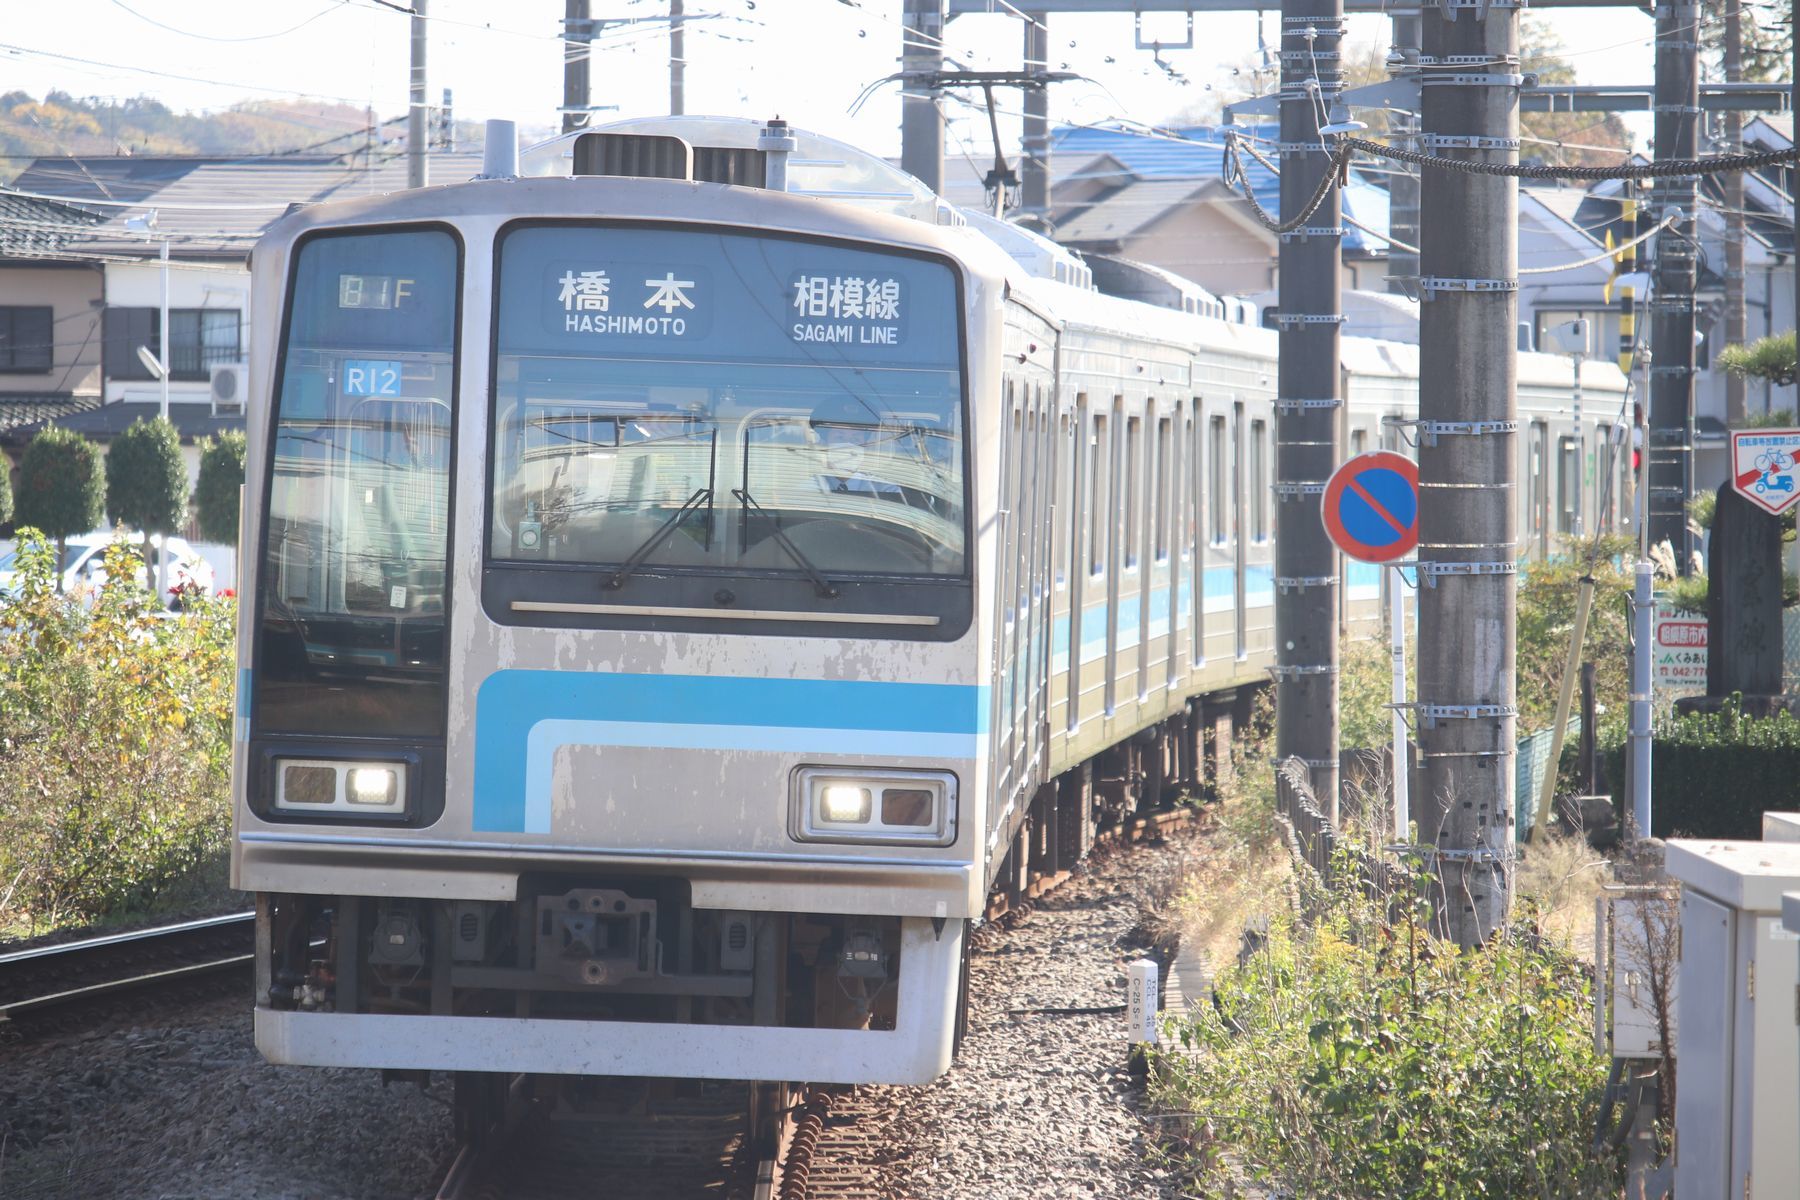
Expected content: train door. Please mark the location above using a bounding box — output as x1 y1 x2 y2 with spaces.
1527 420 1549 558
1163 406 1182 690
1104 396 1124 716
1233 400 1247 660
997 385 1023 809
1024 384 1051 780
1090 405 1114 718
1065 395 1087 733
1129 405 1150 703
1188 403 1205 671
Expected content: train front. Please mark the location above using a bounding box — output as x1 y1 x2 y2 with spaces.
232 169 995 1086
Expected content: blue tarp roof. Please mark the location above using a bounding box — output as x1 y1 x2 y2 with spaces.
1048 123 1387 254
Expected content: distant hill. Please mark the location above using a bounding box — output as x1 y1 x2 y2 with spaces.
0 90 527 185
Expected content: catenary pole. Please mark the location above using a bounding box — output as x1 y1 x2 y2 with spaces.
562 0 591 135
1273 0 1343 813
407 0 428 188
1384 7 1422 296
1722 0 1746 426
670 0 686 116
1645 0 1699 564
900 0 946 193
1020 16 1051 229
1417 0 1520 947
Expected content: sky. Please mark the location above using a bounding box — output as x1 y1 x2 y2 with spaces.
1 0 1668 186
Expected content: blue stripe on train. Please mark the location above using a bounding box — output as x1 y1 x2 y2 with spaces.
472 671 988 833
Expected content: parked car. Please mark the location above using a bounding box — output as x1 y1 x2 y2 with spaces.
0 530 214 606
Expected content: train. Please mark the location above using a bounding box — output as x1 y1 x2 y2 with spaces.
231 116 1628 1095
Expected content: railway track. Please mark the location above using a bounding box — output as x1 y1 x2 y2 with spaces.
0 911 255 1039
432 805 1196 1200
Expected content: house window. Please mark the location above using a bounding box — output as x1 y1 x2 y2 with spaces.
104 307 241 381
0 306 53 373
167 310 241 380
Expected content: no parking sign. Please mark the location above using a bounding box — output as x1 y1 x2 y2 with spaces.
1321 451 1420 563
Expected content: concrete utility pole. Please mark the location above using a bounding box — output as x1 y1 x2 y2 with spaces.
1273 0 1343 813
1384 8 1422 296
1417 0 1520 948
670 0 686 116
407 0 428 189
1645 1 1699 564
1722 1 1746 427
900 0 946 192
562 0 592 135
1020 16 1051 228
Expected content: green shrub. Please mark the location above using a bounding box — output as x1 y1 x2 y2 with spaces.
105 416 187 562
1604 698 1800 839
193 430 247 545
1153 885 1620 1198
14 427 103 574
1516 535 1636 736
0 448 12 526
0 528 236 933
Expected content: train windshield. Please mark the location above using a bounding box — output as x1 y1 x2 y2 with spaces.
254 228 458 738
489 225 965 581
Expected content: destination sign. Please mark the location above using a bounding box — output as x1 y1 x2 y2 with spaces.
498 226 955 368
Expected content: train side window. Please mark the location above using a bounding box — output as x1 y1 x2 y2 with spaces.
1557 435 1578 535
1089 411 1109 577
1250 419 1269 543
1209 414 1227 545
1054 410 1072 588
1154 416 1172 562
1124 413 1142 570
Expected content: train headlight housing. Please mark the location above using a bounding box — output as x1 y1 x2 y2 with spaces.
273 759 408 815
793 767 957 846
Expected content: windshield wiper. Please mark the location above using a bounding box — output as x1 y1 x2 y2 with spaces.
732 488 840 599
604 487 712 591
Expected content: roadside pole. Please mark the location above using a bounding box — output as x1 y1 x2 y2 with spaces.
1391 565 1409 840
1273 0 1344 814
1416 0 1520 947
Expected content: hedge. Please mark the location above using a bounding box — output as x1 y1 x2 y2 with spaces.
1604 699 1800 839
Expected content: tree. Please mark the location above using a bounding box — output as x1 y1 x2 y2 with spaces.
0 449 13 527
105 416 187 578
14 427 104 585
1519 18 1634 168
193 430 247 546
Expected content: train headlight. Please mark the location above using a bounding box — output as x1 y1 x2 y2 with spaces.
793 768 957 846
273 759 408 815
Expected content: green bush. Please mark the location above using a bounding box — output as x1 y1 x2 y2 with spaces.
1517 535 1636 736
193 430 247 545
1153 885 1619 1198
14 427 103 573
105 416 187 557
1604 699 1800 839
0 449 12 526
0 528 236 933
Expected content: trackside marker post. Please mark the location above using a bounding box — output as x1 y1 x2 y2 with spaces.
1126 959 1158 1076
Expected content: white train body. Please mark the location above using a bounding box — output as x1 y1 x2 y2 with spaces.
232 120 1627 1086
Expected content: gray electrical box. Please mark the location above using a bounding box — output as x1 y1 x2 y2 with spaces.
1666 839 1800 1200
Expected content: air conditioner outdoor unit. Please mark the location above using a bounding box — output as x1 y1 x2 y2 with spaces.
209 361 248 415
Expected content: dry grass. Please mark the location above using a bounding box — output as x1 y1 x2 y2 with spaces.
1172 759 1295 989
1515 830 1612 960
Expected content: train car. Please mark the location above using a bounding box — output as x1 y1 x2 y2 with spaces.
232 117 1626 1096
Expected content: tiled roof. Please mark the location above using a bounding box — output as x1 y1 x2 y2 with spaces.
0 392 102 436
0 193 104 260
6 150 485 257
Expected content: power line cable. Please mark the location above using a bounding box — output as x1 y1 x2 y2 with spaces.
107 0 347 44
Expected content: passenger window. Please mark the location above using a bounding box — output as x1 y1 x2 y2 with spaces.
1124 414 1142 570
1250 419 1268 543
1089 412 1109 577
1154 416 1171 562
1209 414 1227 545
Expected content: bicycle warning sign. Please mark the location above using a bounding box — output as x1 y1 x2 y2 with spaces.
1731 429 1800 515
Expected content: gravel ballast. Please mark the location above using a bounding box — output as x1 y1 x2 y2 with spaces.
0 824 1208 1199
